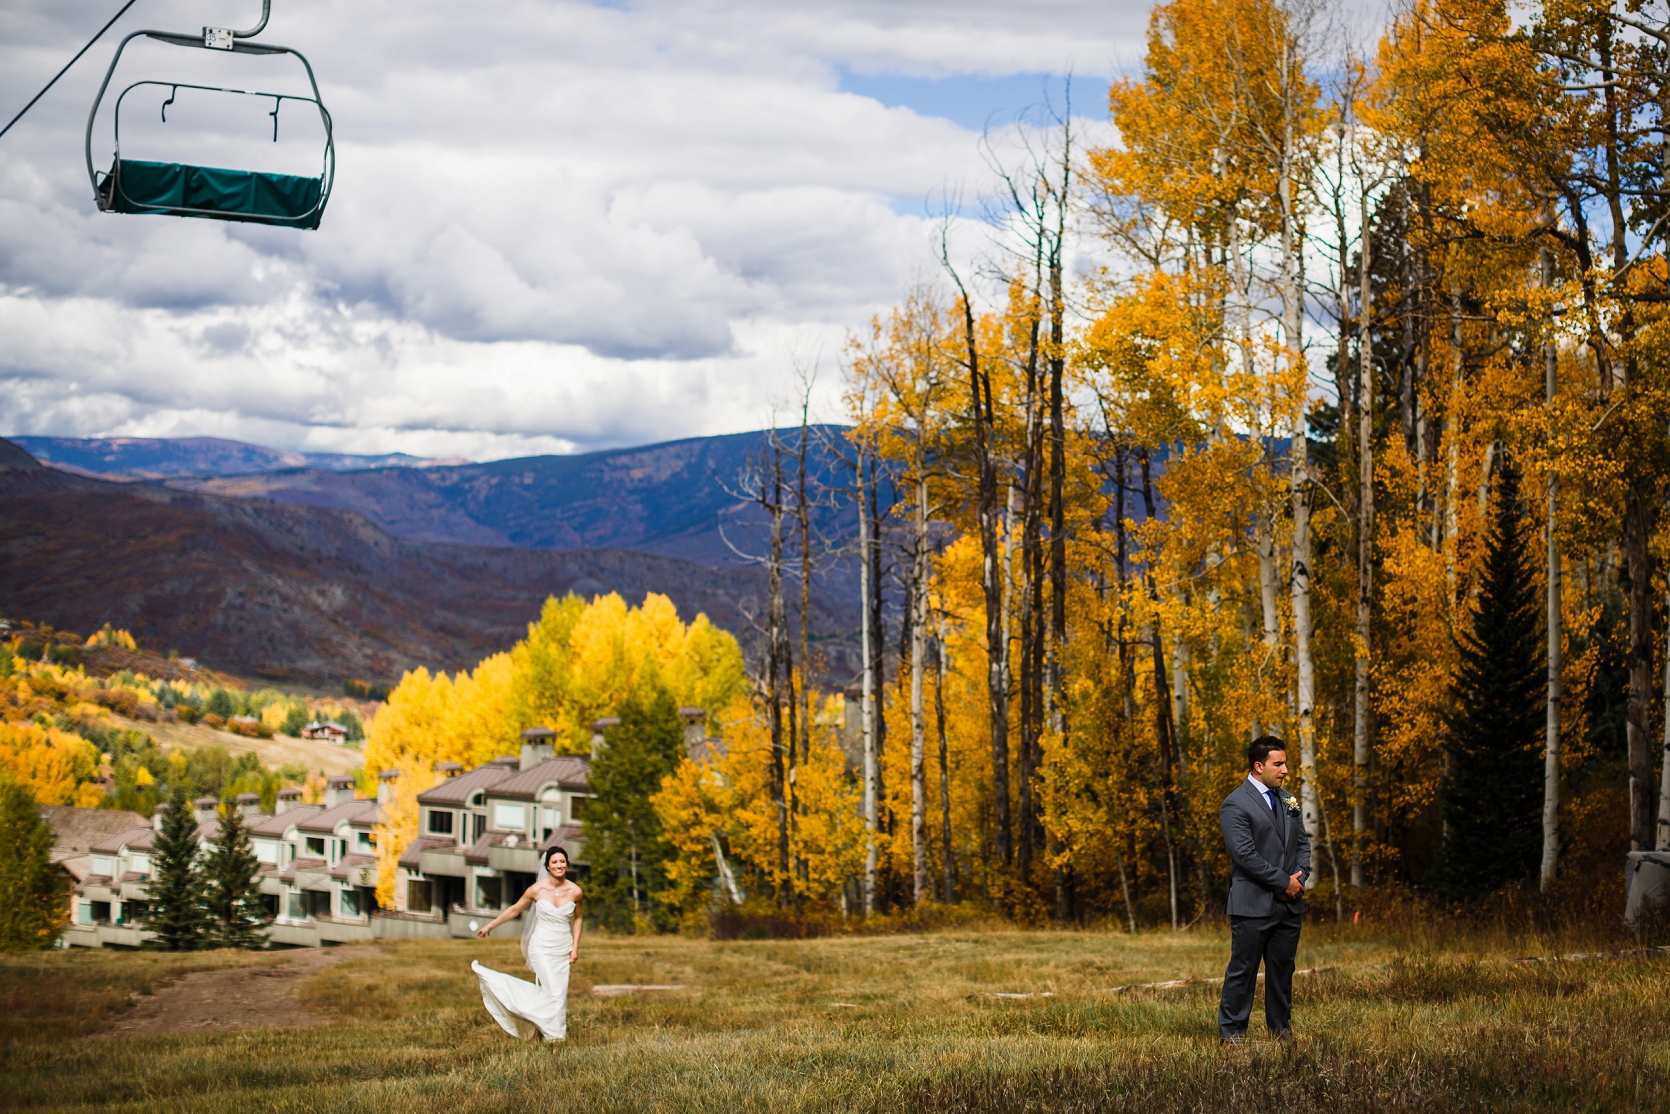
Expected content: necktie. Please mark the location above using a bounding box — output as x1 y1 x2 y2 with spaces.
1267 788 1284 834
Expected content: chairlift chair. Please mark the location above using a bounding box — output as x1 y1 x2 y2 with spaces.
85 0 334 230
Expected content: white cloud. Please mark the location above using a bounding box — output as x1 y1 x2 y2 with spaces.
0 0 1146 458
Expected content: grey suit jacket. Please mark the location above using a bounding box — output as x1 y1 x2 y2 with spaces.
1221 779 1312 918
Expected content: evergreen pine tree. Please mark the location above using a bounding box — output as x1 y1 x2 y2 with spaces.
203 803 266 948
1432 458 1546 896
0 777 70 950
147 784 206 950
583 688 685 930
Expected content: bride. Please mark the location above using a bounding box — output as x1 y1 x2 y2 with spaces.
471 845 584 1042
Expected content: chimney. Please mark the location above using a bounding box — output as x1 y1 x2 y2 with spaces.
435 762 463 779
276 787 303 814
678 707 706 759
234 792 262 818
377 769 399 805
590 717 619 760
325 775 356 807
520 726 556 771
152 801 169 831
193 796 219 826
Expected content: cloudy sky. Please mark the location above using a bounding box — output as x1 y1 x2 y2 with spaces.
0 0 1148 460
0 0 1160 460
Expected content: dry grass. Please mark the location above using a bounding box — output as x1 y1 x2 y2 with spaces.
4 922 1668 1112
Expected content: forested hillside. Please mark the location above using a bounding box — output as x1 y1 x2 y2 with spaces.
0 440 859 686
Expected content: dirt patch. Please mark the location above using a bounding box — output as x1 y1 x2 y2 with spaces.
113 714 363 777
98 946 383 1038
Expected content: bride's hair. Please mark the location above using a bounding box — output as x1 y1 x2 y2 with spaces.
541 846 569 874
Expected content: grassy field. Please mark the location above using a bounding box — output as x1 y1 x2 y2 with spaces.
4 921 1668 1113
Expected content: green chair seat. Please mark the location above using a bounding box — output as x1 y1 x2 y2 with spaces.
103 158 324 229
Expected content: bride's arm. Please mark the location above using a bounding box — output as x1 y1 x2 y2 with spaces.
476 884 536 938
569 891 583 962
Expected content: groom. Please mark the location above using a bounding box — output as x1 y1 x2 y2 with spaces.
1217 735 1310 1043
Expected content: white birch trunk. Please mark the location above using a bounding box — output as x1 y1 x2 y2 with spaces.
1352 172 1374 888
858 444 877 916
910 473 929 904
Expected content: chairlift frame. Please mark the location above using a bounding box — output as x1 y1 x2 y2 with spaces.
84 0 335 229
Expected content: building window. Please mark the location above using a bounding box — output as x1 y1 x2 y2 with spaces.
92 855 112 877
129 853 150 875
492 802 525 831
340 888 361 918
427 810 454 835
355 831 375 852
78 902 93 926
285 892 306 920
407 879 433 914
305 836 326 857
307 891 331 919
255 840 278 865
92 901 111 923
568 796 590 819
476 876 502 910
539 807 560 838
472 812 486 841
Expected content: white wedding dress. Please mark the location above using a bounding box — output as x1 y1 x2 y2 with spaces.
472 898 574 1041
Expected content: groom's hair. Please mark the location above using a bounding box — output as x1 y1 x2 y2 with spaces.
1248 736 1286 769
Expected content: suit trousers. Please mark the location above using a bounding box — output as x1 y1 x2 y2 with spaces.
1216 907 1302 1037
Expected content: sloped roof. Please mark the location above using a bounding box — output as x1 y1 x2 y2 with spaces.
89 826 156 854
297 798 381 834
249 805 324 837
397 837 455 870
332 852 378 881
40 806 151 860
483 755 591 801
416 763 515 807
281 856 326 884
539 825 585 853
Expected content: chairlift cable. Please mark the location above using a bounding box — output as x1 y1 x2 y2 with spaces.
0 0 141 141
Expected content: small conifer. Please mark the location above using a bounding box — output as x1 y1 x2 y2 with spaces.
147 784 206 950
203 803 266 948
1433 457 1545 896
0 777 69 950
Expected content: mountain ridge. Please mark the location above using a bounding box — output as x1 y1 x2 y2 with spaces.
0 438 859 686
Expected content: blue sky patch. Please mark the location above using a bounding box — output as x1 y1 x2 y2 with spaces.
837 69 1109 133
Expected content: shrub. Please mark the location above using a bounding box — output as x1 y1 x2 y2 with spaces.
174 704 200 724
280 704 309 736
205 689 235 720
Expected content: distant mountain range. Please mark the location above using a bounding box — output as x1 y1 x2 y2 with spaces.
0 438 860 686
13 432 859 581
12 436 469 479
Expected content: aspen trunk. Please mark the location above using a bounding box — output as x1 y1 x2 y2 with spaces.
1624 487 1656 852
1540 244 1562 889
858 442 877 915
935 619 955 900
1279 91 1318 849
946 278 1011 870
765 434 791 901
910 474 929 904
1657 575 1670 851
1443 282 1464 602
1352 178 1374 888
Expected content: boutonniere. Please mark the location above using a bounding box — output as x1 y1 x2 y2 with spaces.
1283 794 1300 815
